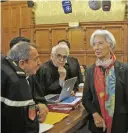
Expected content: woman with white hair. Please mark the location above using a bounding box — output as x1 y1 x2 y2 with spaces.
82 30 128 133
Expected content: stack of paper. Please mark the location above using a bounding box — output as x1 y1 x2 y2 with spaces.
47 96 81 113
48 104 72 113
39 123 54 133
75 92 83 97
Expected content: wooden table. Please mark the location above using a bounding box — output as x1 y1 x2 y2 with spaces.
45 104 88 133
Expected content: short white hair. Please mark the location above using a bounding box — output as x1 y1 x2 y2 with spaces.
51 43 69 56
90 29 116 50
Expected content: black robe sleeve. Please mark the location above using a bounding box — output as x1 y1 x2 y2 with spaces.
36 62 62 95
28 76 46 103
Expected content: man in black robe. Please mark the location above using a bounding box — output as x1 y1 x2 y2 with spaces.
36 44 79 95
1 42 48 133
58 40 83 86
9 36 46 103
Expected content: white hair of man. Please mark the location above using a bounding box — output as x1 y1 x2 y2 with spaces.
90 29 116 50
51 43 69 56
7 41 36 63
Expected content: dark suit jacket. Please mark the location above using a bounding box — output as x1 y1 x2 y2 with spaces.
82 60 128 133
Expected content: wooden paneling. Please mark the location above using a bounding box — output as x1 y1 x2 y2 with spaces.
20 28 31 40
35 29 50 53
123 23 128 63
85 26 102 52
86 54 96 66
51 28 67 46
68 28 85 52
2 6 10 32
115 54 124 62
1 2 128 64
20 4 32 28
39 54 50 63
1 5 10 55
105 26 124 52
10 30 19 41
30 22 128 65
2 32 10 55
1 1 33 55
10 6 20 30
71 54 86 65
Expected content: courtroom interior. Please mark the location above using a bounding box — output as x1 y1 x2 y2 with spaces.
1 0 128 133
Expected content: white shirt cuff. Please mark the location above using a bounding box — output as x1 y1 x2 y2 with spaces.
59 79 65 87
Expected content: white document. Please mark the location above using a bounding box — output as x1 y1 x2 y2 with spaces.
39 123 54 133
75 92 83 97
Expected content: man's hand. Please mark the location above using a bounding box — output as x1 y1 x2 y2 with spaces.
37 104 49 123
58 66 66 81
70 91 75 96
93 112 106 131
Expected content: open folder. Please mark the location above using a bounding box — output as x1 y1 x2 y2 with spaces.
43 112 69 125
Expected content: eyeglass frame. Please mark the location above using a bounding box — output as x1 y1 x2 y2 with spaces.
55 54 68 61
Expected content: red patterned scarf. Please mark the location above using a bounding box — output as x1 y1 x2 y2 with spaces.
94 55 116 133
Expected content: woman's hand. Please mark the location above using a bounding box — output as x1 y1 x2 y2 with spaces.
93 112 106 131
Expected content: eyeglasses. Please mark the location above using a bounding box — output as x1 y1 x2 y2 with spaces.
56 54 68 61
